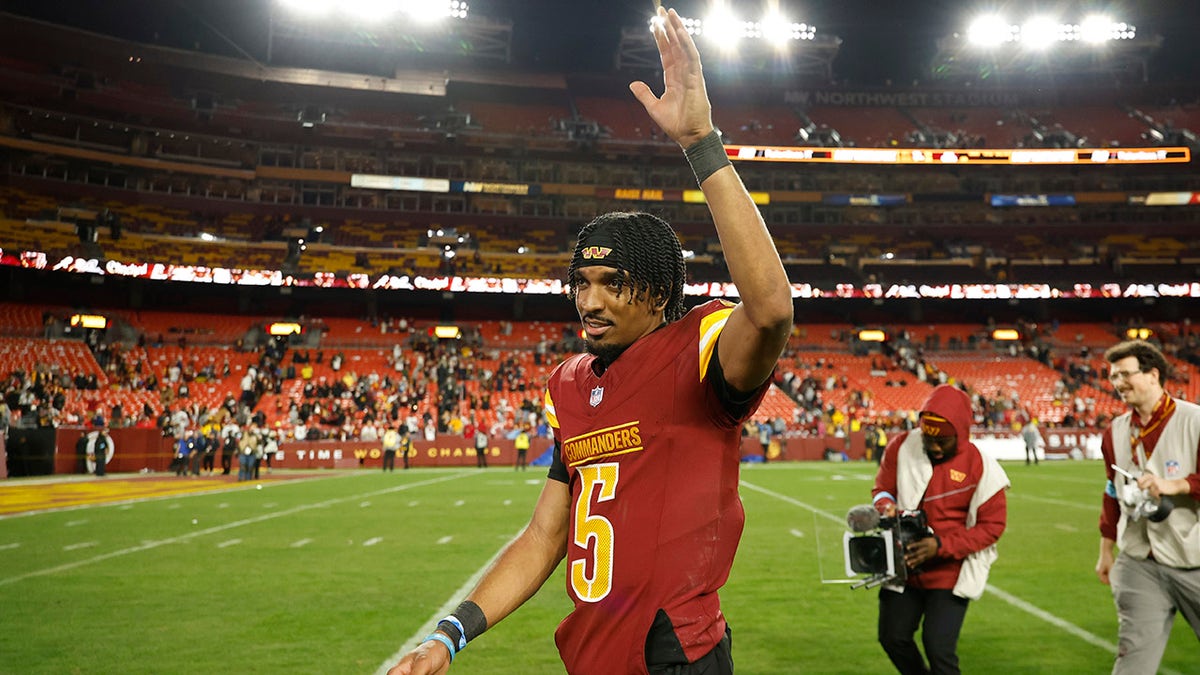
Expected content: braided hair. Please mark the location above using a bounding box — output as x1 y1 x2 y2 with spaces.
567 212 687 323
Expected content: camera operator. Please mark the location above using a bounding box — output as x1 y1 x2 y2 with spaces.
871 384 1009 675
1096 340 1200 675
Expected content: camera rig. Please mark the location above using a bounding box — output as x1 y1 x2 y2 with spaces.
843 509 930 589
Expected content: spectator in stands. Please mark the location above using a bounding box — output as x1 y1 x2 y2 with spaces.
1095 340 1200 674
388 9 792 673
873 384 1009 675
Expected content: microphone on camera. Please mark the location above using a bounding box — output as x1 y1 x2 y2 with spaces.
846 504 882 533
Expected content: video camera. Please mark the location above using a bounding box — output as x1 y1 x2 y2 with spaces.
842 505 932 589
1111 464 1174 523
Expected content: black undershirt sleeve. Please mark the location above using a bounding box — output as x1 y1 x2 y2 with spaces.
547 439 568 483
707 340 761 420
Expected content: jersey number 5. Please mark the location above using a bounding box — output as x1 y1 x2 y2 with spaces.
571 462 619 603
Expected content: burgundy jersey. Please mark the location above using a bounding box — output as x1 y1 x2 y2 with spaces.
544 300 766 674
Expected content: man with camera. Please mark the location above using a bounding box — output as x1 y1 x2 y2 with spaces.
871 384 1009 674
1095 339 1200 675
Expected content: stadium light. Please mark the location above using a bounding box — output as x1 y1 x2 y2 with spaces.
343 0 400 22
278 0 338 16
1020 17 1061 50
275 0 468 23
966 13 1134 48
1079 15 1113 43
655 10 816 45
702 6 746 52
967 15 1016 47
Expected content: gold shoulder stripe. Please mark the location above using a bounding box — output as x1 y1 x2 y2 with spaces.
698 307 734 382
544 388 559 429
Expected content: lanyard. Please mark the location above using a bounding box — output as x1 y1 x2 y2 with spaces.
1129 394 1174 467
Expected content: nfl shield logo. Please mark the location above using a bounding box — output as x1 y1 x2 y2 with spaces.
1165 460 1181 477
589 386 604 407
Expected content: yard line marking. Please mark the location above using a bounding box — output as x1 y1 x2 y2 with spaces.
217 539 242 549
789 529 805 538
63 541 98 551
436 536 453 545
0 471 364 520
65 519 88 527
0 472 473 588
985 586 1181 675
1012 493 1095 511
0 543 20 551
740 479 1164 671
375 529 523 675
290 538 312 548
364 537 383 547
739 481 844 524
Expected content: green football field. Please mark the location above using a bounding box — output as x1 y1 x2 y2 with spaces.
0 461 1194 674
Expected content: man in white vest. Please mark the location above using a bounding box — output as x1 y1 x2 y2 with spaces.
872 384 1009 674
1096 339 1200 674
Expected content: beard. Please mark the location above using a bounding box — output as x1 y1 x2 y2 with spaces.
584 339 630 373
925 448 957 465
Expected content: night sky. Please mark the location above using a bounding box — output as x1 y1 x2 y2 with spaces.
2 0 1197 84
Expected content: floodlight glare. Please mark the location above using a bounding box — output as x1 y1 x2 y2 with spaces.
967 15 1014 47
343 0 400 22
759 12 795 47
703 7 744 50
1020 17 1059 49
649 11 814 42
1079 15 1113 43
278 0 338 16
404 0 449 24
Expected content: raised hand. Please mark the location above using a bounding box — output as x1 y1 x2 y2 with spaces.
628 7 715 149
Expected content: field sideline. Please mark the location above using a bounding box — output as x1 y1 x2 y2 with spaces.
1 462 1194 674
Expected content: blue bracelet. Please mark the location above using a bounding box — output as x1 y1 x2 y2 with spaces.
423 632 456 663
441 615 468 651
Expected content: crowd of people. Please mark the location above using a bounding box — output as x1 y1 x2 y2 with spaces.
6 313 1200 452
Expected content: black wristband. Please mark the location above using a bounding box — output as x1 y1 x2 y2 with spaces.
683 130 731 185
453 600 488 643
435 619 464 651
